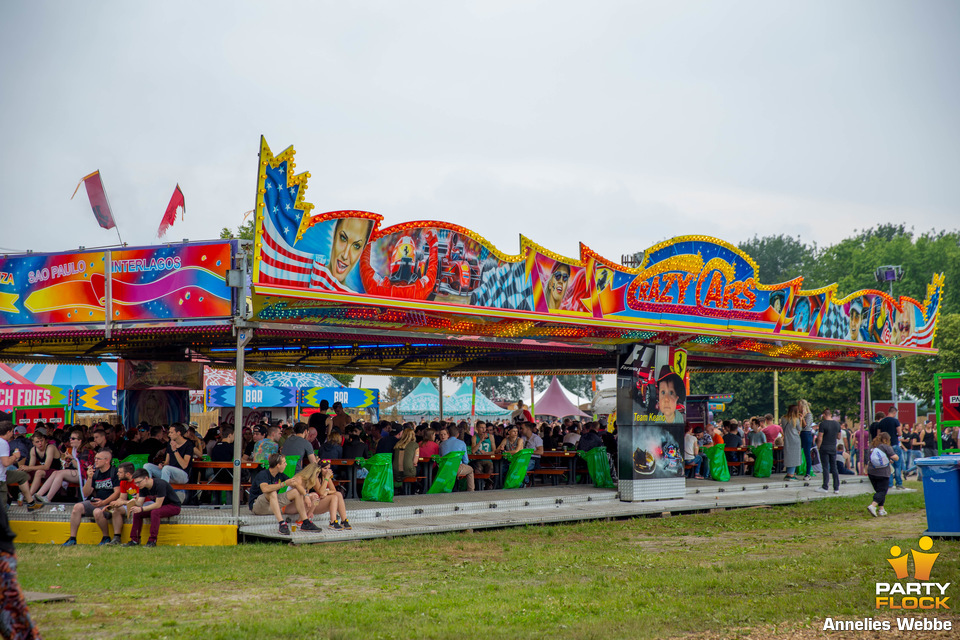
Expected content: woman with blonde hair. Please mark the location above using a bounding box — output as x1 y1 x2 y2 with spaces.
313 460 350 530
781 404 802 480
393 427 419 480
798 399 815 480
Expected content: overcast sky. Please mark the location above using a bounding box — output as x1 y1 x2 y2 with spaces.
1 1 957 259
1 2 958 394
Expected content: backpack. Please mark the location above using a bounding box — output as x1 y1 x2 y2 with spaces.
870 447 889 469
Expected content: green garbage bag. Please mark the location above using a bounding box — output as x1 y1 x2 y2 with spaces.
501 449 534 489
703 443 730 482
798 450 808 477
428 452 467 494
357 453 394 502
751 443 773 478
577 447 615 488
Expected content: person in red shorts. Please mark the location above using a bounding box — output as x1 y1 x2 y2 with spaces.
97 462 139 546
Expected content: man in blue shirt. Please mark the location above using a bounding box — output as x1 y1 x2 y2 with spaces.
438 424 474 491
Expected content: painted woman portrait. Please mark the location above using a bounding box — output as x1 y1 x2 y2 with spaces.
328 217 374 285
546 263 570 310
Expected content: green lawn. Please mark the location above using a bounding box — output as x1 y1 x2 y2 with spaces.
17 481 960 640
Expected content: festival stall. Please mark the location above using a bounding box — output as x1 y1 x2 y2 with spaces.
534 376 590 420
205 385 299 427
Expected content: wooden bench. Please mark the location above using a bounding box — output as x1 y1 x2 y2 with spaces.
528 468 567 486
170 483 251 492
401 476 426 495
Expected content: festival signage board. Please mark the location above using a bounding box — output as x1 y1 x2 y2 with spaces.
206 386 298 408
0 242 234 328
250 138 944 364
299 387 378 410
935 373 960 454
13 405 67 433
616 345 687 486
111 243 233 321
0 250 107 326
118 360 205 390
74 385 118 412
872 401 918 427
0 384 69 413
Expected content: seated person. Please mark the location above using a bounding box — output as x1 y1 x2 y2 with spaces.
342 426 371 459
318 431 343 460
683 427 706 479
248 453 319 535
393 427 420 481
99 462 139 545
62 451 121 547
0 422 43 511
124 469 183 547
723 424 743 465
281 422 318 471
20 430 60 497
438 424 475 491
297 460 351 530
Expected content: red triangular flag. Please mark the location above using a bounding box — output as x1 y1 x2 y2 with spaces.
157 184 185 238
71 170 117 230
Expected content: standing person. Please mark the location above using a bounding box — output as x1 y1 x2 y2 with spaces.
853 420 870 475
904 424 922 477
0 423 43 511
869 412 884 441
917 420 938 479
760 414 782 443
815 409 842 495
781 405 802 481
511 400 533 425
331 402 351 431
61 450 121 547
877 407 904 490
798 399 815 480
0 499 41 640
124 469 183 547
282 423 318 471
866 433 898 517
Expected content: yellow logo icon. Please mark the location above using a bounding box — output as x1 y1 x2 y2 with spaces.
888 536 940 581
876 536 949 610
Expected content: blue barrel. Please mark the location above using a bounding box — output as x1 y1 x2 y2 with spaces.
916 455 960 536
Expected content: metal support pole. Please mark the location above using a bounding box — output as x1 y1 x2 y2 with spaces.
438 375 444 421
860 370 868 474
530 374 535 419
890 281 898 406
231 327 252 519
773 371 779 422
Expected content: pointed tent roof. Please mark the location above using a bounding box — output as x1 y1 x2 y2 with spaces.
251 371 344 388
534 376 590 419
8 362 117 386
534 378 589 408
444 378 512 418
395 377 442 416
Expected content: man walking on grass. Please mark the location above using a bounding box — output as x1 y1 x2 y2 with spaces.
815 409 842 495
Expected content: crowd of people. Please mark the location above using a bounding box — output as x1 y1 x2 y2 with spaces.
679 401 955 518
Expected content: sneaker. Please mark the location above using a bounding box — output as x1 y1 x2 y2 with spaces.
98 537 111 546
145 541 157 548
802 475 811 481
61 538 77 547
36 495 50 504
833 490 840 495
26 501 43 511
108 538 121 546
814 487 829 493
329 521 343 531
878 508 888 516
895 485 905 491
342 519 352 530
300 519 320 532
867 504 878 517
123 540 139 547
278 522 291 535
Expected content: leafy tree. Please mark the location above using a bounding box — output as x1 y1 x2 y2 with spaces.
220 218 256 241
331 373 356 387
738 234 814 283
476 376 526 403
387 376 424 399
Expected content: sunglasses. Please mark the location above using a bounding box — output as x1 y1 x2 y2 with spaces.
552 271 569 282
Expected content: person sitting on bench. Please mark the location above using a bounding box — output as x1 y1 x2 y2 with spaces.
438 424 474 491
249 453 320 535
124 468 182 547
521 422 544 485
62 450 121 547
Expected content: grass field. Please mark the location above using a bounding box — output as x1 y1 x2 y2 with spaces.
16 481 960 640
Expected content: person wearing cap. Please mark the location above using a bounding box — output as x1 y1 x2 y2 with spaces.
251 425 280 466
0 423 43 511
848 297 864 342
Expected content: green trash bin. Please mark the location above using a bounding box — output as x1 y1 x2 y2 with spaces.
501 449 534 489
428 451 468 494
751 443 773 478
703 443 730 482
116 454 150 471
356 453 394 502
577 447 615 488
